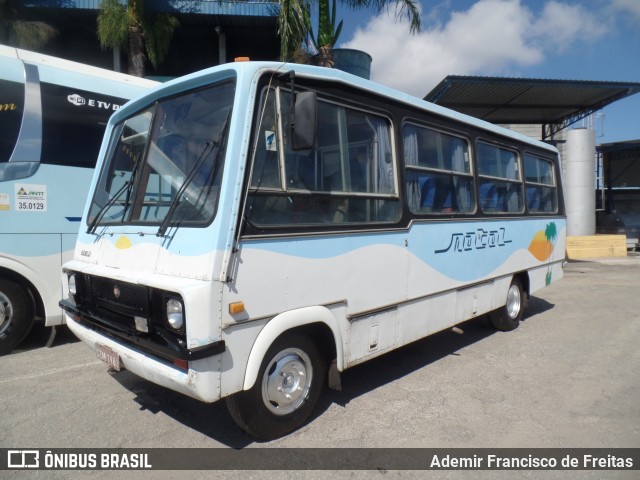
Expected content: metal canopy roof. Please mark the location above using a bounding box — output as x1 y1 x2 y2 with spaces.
424 76 640 139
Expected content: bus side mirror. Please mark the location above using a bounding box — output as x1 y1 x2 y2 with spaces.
291 91 316 151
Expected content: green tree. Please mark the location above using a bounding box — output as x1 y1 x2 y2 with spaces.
307 0 343 66
278 0 422 63
97 0 179 77
0 0 58 50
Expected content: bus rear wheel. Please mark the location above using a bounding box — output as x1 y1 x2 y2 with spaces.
226 332 325 440
490 277 525 331
0 278 35 355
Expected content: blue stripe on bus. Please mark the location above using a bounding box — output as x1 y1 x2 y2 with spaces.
241 218 566 282
66 217 82 222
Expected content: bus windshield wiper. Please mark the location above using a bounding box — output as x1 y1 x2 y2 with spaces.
87 177 133 235
157 110 231 237
87 157 142 235
155 141 214 237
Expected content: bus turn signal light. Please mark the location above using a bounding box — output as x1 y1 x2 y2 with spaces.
229 302 245 314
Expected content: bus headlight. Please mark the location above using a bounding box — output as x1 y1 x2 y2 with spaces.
166 298 184 331
68 273 77 303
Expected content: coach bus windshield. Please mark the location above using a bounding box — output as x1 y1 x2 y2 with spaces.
87 80 234 234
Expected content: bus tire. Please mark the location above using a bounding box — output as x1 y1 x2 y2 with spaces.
0 278 35 355
226 332 325 440
490 277 525 331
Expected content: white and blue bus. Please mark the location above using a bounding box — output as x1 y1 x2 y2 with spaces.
0 45 157 354
60 61 565 439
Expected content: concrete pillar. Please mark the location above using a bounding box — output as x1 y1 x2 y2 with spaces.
564 128 596 236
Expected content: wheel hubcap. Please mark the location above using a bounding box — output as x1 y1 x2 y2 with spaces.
506 284 522 319
0 291 13 335
262 348 313 416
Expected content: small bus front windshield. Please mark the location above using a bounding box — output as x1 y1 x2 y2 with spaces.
87 80 235 233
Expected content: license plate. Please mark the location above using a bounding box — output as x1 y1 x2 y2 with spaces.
95 343 121 371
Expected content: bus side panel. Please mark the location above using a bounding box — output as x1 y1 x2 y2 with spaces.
7 163 94 233
407 218 566 294
226 218 564 373
0 164 93 326
346 309 398 366
0 235 63 325
528 260 565 296
395 291 456 347
228 236 408 320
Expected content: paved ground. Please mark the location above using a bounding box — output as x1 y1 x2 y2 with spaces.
1 258 639 479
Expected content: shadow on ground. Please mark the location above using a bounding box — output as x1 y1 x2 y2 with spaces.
108 297 554 447
11 323 79 355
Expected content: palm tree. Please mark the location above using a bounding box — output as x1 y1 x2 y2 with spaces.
0 0 58 50
307 0 343 67
97 0 179 77
544 222 557 244
278 0 422 62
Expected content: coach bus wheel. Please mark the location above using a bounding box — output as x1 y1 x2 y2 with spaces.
490 277 525 331
0 278 35 355
226 332 325 440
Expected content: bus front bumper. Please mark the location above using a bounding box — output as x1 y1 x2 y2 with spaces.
61 300 225 403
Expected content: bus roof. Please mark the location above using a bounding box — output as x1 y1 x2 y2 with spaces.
113 60 558 154
0 43 158 95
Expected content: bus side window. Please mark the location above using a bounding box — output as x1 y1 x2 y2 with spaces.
0 79 25 164
480 182 498 211
524 153 558 213
403 123 474 215
477 142 523 214
41 83 122 169
251 91 281 191
247 87 401 228
420 176 435 210
526 186 541 210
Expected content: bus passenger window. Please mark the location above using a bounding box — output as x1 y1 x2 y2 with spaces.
524 153 558 213
247 87 401 228
477 142 523 214
403 123 475 214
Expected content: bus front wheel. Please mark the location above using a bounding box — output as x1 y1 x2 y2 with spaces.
0 278 35 355
490 277 525 331
226 332 325 440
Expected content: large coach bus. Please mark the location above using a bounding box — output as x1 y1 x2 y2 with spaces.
0 45 157 354
60 61 565 439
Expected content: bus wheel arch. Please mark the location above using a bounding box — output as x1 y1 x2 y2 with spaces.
241 306 343 392
0 271 39 355
226 306 341 439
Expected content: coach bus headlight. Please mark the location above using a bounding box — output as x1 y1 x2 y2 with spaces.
166 297 184 331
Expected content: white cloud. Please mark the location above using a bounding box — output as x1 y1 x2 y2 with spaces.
341 0 608 97
611 0 640 19
531 1 607 49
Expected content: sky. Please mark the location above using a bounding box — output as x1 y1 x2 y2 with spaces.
324 0 640 144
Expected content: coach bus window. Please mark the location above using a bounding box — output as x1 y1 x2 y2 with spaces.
0 79 25 164
477 141 523 214
41 83 123 168
247 87 400 227
403 123 475 214
524 153 558 213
